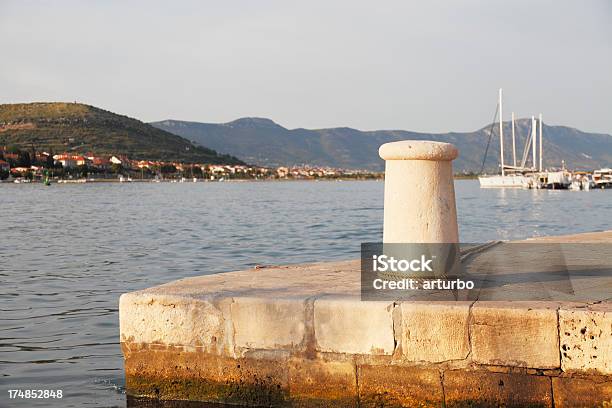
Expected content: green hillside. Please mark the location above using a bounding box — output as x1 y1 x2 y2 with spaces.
0 103 243 164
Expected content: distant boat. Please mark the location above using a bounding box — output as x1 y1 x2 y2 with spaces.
536 169 572 190
58 179 86 184
479 174 531 188
593 168 612 189
583 175 595 190
569 172 593 191
478 89 545 189
569 180 581 191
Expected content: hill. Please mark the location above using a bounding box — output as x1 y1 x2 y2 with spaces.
152 118 612 172
0 103 243 164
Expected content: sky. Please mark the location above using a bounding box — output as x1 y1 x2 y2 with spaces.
1 0 611 134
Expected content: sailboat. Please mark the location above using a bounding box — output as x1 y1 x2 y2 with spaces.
478 89 542 188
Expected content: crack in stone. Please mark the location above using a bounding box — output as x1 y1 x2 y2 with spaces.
354 358 360 406
392 301 400 356
216 296 236 358
439 369 447 407
465 300 478 361
550 376 556 408
557 306 563 372
302 296 316 359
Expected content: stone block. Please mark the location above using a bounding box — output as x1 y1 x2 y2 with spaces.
398 301 471 362
358 364 444 408
552 376 612 408
471 302 559 368
288 358 357 407
230 297 306 350
559 303 612 374
314 298 395 355
119 293 229 354
443 370 553 407
124 345 289 406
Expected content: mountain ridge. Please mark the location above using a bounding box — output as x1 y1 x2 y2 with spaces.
152 118 612 172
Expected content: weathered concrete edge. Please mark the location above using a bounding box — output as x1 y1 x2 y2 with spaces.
122 342 612 407
120 290 610 375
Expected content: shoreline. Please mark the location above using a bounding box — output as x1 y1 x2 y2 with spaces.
2 176 485 184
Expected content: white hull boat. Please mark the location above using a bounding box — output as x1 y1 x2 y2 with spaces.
479 89 546 189
569 180 582 191
478 174 532 188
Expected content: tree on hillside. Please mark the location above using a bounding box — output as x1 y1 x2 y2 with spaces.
30 142 37 165
17 151 32 167
191 166 203 178
77 164 88 178
46 150 55 168
111 163 123 174
161 164 176 175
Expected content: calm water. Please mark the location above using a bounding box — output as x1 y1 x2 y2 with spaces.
1 180 611 407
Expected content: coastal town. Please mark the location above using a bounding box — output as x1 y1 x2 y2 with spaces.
0 148 382 183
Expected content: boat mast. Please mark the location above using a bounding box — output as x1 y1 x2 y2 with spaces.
499 88 505 176
531 116 537 170
511 111 517 167
539 113 543 172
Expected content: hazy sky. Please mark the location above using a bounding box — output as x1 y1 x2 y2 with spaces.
1 0 611 133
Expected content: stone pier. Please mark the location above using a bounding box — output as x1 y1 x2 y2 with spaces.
120 141 611 407
120 231 612 408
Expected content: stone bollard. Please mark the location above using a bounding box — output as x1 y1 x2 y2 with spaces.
377 140 460 283
379 140 460 243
